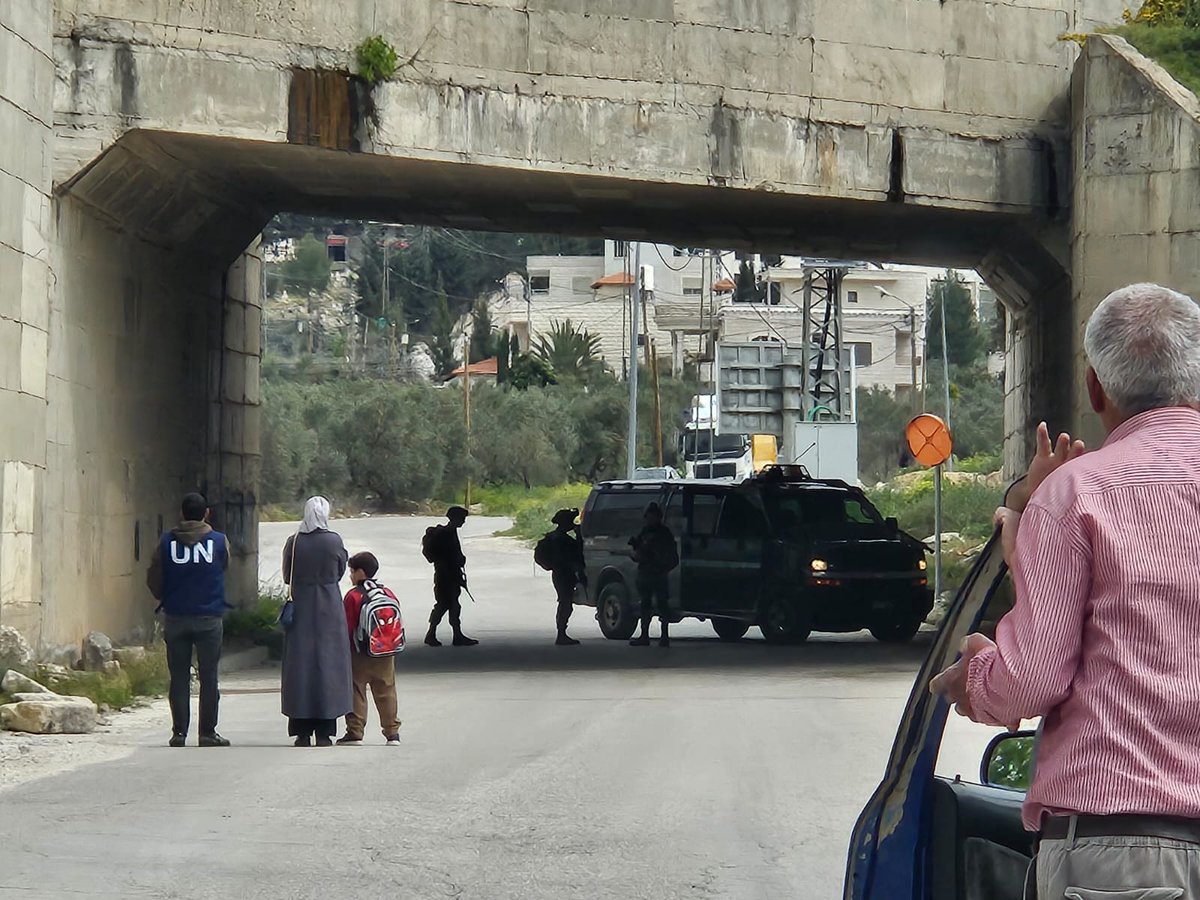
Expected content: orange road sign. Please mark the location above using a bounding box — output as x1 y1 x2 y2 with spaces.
906 414 953 467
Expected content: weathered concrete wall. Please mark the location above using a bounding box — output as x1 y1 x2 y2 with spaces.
0 2 54 642
35 192 262 654
1070 35 1200 448
50 0 1125 218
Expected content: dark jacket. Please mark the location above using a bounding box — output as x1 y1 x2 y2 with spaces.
630 523 678 578
549 528 586 581
146 520 229 617
427 525 466 574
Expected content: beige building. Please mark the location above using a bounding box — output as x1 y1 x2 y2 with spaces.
490 246 968 396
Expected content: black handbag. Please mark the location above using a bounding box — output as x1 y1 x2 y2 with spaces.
277 532 298 629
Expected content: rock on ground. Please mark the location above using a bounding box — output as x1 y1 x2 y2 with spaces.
1 670 52 694
0 626 32 674
1 697 98 735
80 632 114 672
112 647 147 666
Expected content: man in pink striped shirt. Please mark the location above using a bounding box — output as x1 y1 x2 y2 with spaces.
931 283 1200 898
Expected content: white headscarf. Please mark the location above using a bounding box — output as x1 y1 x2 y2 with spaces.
299 496 331 534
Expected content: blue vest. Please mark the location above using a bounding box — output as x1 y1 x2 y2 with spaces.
160 531 228 617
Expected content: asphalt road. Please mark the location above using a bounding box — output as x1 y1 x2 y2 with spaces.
0 516 1003 899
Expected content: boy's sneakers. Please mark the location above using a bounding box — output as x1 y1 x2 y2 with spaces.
336 734 363 745
385 735 401 747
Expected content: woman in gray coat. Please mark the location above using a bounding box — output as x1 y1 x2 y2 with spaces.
281 496 353 746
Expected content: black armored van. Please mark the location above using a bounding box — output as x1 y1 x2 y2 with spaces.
579 465 932 643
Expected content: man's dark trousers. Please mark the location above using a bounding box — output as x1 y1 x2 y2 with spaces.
163 615 223 737
430 571 464 632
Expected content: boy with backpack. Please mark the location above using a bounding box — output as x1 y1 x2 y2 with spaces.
338 551 404 745
534 508 586 646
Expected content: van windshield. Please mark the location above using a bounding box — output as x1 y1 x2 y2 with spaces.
683 432 747 457
763 488 888 539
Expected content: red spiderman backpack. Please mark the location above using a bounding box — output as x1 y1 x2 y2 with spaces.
355 580 405 657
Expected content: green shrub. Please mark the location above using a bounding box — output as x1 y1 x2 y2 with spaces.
225 590 288 643
869 479 1002 542
355 36 399 84
475 483 593 541
957 452 1002 474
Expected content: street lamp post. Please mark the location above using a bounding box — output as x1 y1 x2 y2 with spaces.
877 287 921 416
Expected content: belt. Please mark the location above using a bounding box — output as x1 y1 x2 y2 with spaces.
1041 815 1200 845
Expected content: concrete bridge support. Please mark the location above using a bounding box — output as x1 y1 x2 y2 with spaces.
1069 36 1200 449
2 2 262 653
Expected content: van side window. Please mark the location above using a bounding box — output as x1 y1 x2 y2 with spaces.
663 492 685 535
718 494 767 538
589 491 659 537
688 493 722 537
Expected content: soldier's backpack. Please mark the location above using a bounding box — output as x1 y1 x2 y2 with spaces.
533 532 560 572
355 580 405 657
421 525 445 564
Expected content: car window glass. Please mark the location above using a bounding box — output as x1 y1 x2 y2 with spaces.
588 491 659 537
663 491 684 536
688 493 721 537
844 499 875 525
934 569 1042 785
718 494 766 539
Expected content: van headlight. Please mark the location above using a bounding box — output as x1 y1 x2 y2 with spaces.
917 559 928 571
811 559 829 573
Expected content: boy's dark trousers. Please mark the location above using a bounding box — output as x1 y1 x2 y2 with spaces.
344 651 400 740
163 614 223 737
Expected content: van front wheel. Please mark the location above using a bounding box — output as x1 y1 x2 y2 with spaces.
869 618 922 643
597 581 638 640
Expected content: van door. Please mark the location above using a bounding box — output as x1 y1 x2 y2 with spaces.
678 490 724 616
711 492 769 616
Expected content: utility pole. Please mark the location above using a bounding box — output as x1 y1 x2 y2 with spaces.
651 339 663 466
464 324 472 507
910 307 919 416
939 287 952 470
626 243 642 479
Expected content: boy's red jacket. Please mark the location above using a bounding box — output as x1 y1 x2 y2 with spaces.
343 582 400 642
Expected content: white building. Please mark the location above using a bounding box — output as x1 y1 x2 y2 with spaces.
486 244 992 395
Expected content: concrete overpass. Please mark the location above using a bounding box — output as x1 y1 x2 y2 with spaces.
3 0 1198 653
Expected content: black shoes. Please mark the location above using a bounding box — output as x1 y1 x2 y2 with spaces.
452 634 479 647
294 736 312 747
659 637 671 648
315 736 334 747
169 733 186 748
630 635 650 647
556 633 580 646
424 631 442 647
198 732 230 747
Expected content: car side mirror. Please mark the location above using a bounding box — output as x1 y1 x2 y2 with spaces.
980 729 1037 790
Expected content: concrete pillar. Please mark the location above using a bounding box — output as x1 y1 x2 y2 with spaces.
208 245 263 610
1070 36 1200 449
0 2 53 643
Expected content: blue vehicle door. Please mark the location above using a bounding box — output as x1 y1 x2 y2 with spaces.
843 534 1034 900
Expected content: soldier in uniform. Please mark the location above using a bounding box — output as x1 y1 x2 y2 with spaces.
544 508 586 646
628 502 679 648
422 506 478 647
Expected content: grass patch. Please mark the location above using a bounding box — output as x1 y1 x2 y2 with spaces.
868 477 1003 543
473 483 593 541
225 590 288 658
259 503 301 523
32 647 169 710
1117 22 1200 95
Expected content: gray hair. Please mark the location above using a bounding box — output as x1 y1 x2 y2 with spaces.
1083 283 1200 414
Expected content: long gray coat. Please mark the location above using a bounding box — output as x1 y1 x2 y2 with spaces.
280 529 353 721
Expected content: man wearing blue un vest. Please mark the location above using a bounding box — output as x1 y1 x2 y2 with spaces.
146 492 232 748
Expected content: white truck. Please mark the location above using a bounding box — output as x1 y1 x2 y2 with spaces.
681 396 777 480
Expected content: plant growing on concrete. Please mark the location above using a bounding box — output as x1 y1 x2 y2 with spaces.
355 36 399 85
